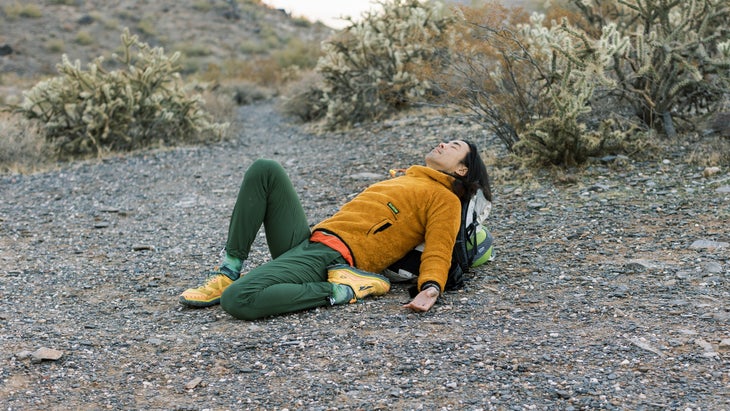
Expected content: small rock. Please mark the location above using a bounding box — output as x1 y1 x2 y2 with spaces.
628 337 664 357
94 222 110 228
702 166 721 178
348 172 384 180
676 271 693 280
132 244 156 251
702 262 723 274
625 259 657 272
16 350 33 360
718 339 730 352
695 338 719 358
610 285 629 298
77 15 94 25
689 240 729 250
185 377 203 390
601 155 617 163
555 389 571 399
588 184 610 192
716 186 730 193
600 154 629 164
31 347 64 363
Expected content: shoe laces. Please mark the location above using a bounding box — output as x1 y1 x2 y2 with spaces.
201 269 227 286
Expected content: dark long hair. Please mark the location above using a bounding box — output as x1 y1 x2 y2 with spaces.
452 140 492 202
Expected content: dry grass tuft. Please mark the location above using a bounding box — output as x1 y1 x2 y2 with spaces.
0 113 55 174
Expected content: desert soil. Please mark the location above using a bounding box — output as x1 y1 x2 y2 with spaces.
1 101 729 410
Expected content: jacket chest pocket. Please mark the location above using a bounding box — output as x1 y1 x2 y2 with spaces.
369 219 392 235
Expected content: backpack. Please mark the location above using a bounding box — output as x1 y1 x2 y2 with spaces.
384 189 493 293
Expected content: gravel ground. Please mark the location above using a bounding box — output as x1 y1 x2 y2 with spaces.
1 101 729 410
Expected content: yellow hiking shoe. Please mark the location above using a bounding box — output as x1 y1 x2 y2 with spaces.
327 264 390 303
179 270 234 307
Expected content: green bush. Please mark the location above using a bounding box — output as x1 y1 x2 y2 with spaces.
15 28 228 158
316 0 454 129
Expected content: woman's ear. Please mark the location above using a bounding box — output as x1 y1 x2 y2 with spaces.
455 165 468 177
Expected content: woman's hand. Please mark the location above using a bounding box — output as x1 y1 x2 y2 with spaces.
402 287 439 312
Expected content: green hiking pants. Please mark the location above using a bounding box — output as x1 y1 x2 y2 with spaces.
219 159 346 320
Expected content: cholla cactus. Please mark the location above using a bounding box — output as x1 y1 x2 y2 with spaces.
17 28 227 157
316 0 453 129
514 15 631 165
566 0 730 136
440 4 631 166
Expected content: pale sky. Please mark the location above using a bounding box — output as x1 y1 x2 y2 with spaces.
262 1 381 29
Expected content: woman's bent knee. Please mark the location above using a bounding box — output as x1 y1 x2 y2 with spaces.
220 285 264 321
246 159 285 180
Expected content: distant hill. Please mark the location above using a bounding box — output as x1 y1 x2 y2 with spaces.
0 0 333 79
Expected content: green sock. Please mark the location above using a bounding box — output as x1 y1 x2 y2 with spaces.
330 284 355 305
221 253 242 277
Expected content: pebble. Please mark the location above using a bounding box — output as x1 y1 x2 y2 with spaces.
702 262 723 274
185 377 203 390
30 347 64 363
348 172 384 180
689 240 729 250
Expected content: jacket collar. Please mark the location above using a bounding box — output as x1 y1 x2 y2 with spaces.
406 165 456 191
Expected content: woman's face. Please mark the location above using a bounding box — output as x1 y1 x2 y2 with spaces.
425 140 470 177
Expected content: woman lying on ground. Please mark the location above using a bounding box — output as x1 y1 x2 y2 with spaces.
179 139 492 320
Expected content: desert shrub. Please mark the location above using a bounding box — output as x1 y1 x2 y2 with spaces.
75 30 94 46
272 38 322 70
280 71 327 122
239 40 269 55
136 17 157 37
14 28 228 158
192 1 212 12
430 0 728 166
45 39 65 53
231 81 273 105
316 0 455 129
3 2 42 20
291 16 313 28
437 4 634 166
176 42 214 58
562 0 730 137
512 16 633 165
431 3 531 150
0 112 53 174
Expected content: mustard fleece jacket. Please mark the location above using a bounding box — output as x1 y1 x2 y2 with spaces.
313 165 461 291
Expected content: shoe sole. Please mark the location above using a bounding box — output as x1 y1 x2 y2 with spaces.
328 265 390 298
179 295 221 307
